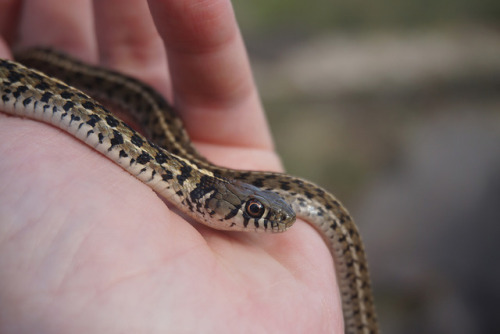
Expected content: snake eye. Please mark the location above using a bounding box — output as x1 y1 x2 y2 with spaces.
245 199 265 218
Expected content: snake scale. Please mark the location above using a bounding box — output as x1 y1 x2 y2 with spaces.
0 48 378 333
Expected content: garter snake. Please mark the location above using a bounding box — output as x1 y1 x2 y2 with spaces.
0 48 378 334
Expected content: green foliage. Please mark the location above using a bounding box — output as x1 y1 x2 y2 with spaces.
233 0 500 35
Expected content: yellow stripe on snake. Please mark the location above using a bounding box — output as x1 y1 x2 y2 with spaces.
0 48 378 334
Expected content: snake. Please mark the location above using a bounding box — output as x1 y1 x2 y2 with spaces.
0 47 378 333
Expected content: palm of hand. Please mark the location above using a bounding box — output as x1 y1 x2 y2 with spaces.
0 117 340 332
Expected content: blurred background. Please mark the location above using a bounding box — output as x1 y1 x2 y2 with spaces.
232 1 500 333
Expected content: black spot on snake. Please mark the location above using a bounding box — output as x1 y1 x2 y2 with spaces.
28 72 43 80
224 208 239 220
136 151 152 164
190 175 216 201
40 91 53 103
161 171 173 181
62 101 75 112
155 151 169 164
109 130 124 149
7 70 22 83
176 162 192 186
279 181 291 191
86 114 100 127
105 115 119 128
82 101 95 110
130 133 143 147
252 178 264 188
0 59 16 70
98 133 104 144
60 91 73 99
70 114 81 124
35 81 50 91
14 85 28 98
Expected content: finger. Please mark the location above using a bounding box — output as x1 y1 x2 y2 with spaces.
93 0 171 98
16 0 97 63
0 38 10 59
147 0 274 151
0 0 22 46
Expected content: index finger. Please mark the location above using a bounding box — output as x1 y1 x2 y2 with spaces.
15 0 97 62
148 0 274 151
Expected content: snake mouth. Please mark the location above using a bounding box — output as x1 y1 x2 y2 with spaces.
285 218 296 230
280 210 296 231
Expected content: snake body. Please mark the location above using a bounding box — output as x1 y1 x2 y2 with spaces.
0 48 377 333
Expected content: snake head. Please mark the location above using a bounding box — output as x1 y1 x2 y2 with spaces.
203 179 296 232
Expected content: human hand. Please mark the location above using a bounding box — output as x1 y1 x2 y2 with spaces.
0 0 342 332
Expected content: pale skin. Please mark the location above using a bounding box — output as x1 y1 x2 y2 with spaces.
0 0 342 333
